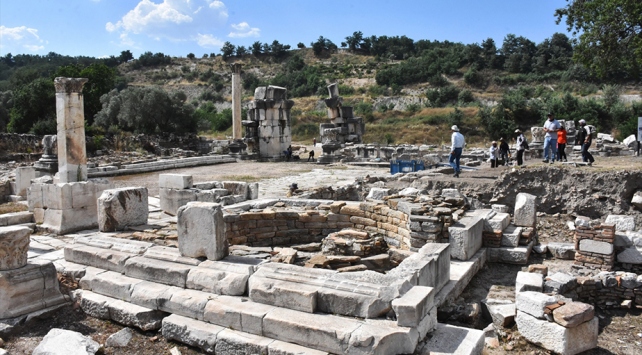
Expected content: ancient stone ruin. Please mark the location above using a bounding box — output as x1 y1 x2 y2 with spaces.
243 85 294 160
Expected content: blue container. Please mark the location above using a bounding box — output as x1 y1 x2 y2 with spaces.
390 160 425 174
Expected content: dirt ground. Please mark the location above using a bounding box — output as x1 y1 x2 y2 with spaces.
2 151 642 354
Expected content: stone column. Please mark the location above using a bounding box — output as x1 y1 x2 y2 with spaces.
54 77 88 183
230 63 243 140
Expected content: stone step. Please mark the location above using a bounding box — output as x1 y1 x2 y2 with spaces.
162 314 330 355
0 211 34 226
434 249 487 307
76 290 167 331
419 323 484 355
488 241 534 265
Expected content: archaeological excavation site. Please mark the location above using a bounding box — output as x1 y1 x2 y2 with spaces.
0 77 642 355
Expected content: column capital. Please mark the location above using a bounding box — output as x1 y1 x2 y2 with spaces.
230 63 242 74
54 77 88 94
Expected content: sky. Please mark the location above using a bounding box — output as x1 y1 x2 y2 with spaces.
0 0 572 58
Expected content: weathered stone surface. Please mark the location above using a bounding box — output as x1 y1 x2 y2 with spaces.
514 193 536 227
346 319 418 355
632 191 642 210
78 289 112 319
486 303 516 329
516 311 598 355
108 298 167 331
215 328 274 355
159 188 197 216
80 270 142 301
391 286 435 327
65 244 135 273
515 271 543 294
605 214 636 231
267 340 330 355
203 295 275 335
160 288 212 320
32 328 100 355
501 225 522 247
481 285 515 328
0 225 31 270
448 216 483 261
579 239 613 255
487 242 533 265
124 256 191 287
186 265 249 296
617 247 642 264
143 246 202 266
487 212 511 232
0 261 67 319
0 211 34 226
516 291 557 319
553 302 594 328
528 264 548 276
97 187 149 232
177 202 227 260
544 272 577 294
249 275 319 313
162 314 222 354
547 242 576 260
159 174 193 189
130 281 179 310
105 327 133 348
262 308 362 354
366 188 390 200
420 323 485 355
74 234 153 254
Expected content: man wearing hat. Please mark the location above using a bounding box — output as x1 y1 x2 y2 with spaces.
515 129 526 166
542 112 560 163
576 119 595 165
450 125 465 177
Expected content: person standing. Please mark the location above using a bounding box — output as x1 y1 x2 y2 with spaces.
313 137 316 147
542 113 560 164
515 129 526 166
557 123 568 162
308 149 315 162
489 141 499 168
499 137 510 166
450 125 465 177
576 119 595 165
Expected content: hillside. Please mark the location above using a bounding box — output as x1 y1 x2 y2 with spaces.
117 47 641 145
1 38 641 146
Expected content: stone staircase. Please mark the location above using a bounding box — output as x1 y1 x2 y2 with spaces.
60 232 486 354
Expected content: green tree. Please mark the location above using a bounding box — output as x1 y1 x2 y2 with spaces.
555 0 642 79
54 63 116 125
0 91 13 132
251 41 263 56
187 53 196 59
7 78 55 133
220 42 236 59
235 46 248 57
119 50 134 63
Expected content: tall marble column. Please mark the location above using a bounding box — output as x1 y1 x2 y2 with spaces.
54 77 88 183
230 63 243 140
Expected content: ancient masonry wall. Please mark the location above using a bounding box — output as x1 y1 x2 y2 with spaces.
224 199 455 249
563 272 642 309
574 223 615 270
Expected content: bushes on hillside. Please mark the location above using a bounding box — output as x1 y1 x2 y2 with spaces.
94 87 196 134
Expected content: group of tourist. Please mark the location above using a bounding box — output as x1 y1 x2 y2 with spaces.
542 113 595 165
449 114 596 176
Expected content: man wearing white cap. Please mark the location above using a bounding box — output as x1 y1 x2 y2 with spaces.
450 125 465 177
576 119 595 165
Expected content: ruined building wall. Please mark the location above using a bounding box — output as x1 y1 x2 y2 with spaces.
223 198 456 249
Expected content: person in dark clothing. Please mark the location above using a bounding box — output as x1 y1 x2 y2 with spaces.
498 138 510 166
575 119 595 165
308 149 315 162
515 129 526 166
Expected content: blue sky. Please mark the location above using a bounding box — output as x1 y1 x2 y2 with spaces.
0 0 571 58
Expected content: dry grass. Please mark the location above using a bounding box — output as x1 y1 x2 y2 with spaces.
0 202 28 214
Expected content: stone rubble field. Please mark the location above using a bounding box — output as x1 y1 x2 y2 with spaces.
2 155 642 355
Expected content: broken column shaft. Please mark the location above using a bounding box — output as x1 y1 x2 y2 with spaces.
231 63 243 140
54 77 88 183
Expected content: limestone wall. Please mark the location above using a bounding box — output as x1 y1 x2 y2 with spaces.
223 198 456 249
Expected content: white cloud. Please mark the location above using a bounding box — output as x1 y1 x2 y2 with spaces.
229 22 260 38
0 25 46 52
106 0 229 48
196 33 224 48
